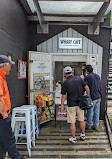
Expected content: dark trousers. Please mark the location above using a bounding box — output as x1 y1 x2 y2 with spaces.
0 114 21 159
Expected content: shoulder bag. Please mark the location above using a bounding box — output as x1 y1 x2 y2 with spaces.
74 76 93 110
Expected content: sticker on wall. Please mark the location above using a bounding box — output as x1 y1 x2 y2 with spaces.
18 60 27 79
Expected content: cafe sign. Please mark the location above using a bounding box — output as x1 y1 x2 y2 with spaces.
59 37 82 49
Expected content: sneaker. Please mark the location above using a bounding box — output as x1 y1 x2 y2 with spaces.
85 125 91 130
92 125 99 131
20 156 25 159
80 133 86 141
69 137 77 143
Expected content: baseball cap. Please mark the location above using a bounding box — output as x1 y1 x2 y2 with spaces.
0 55 15 65
64 66 72 74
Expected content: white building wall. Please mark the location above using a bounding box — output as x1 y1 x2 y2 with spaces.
37 27 103 77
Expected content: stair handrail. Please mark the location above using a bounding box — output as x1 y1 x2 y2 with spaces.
105 54 112 132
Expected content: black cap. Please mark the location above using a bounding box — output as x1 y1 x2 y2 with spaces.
0 55 15 65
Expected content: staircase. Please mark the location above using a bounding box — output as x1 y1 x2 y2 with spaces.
107 55 112 106
6 121 112 159
106 52 112 150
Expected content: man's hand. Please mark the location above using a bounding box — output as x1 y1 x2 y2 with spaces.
0 95 8 118
61 94 66 113
2 112 8 119
85 85 90 96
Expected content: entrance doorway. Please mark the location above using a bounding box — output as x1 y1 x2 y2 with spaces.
54 61 86 85
52 53 88 87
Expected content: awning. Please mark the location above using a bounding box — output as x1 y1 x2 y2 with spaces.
20 0 112 34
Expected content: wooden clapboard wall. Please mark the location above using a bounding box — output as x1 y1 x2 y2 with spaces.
37 28 103 54
37 27 103 76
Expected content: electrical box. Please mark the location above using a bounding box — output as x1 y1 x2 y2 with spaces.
87 54 98 74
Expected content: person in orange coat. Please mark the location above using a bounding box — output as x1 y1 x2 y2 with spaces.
0 55 24 159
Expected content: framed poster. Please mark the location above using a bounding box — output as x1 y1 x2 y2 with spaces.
18 60 27 79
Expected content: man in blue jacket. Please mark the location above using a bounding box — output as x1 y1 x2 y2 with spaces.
84 65 102 130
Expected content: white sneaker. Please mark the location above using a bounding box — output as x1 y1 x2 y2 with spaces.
80 133 86 141
69 137 77 143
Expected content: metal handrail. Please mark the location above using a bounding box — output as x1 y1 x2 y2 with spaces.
105 55 112 132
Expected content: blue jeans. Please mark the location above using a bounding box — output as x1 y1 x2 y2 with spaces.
0 114 22 159
86 99 101 128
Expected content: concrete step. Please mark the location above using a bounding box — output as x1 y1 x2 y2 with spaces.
107 90 112 94
107 93 112 96
108 84 112 88
108 81 112 84
6 121 111 159
107 104 112 109
108 82 112 85
108 77 112 79
107 95 112 99
108 78 112 81
107 100 112 105
108 74 112 77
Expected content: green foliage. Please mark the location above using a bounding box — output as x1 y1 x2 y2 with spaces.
111 11 112 42
111 11 112 26
111 31 112 42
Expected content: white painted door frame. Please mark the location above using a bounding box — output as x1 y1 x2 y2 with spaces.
52 53 88 63
28 51 98 104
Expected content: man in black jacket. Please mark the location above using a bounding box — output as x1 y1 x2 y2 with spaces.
61 66 90 143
